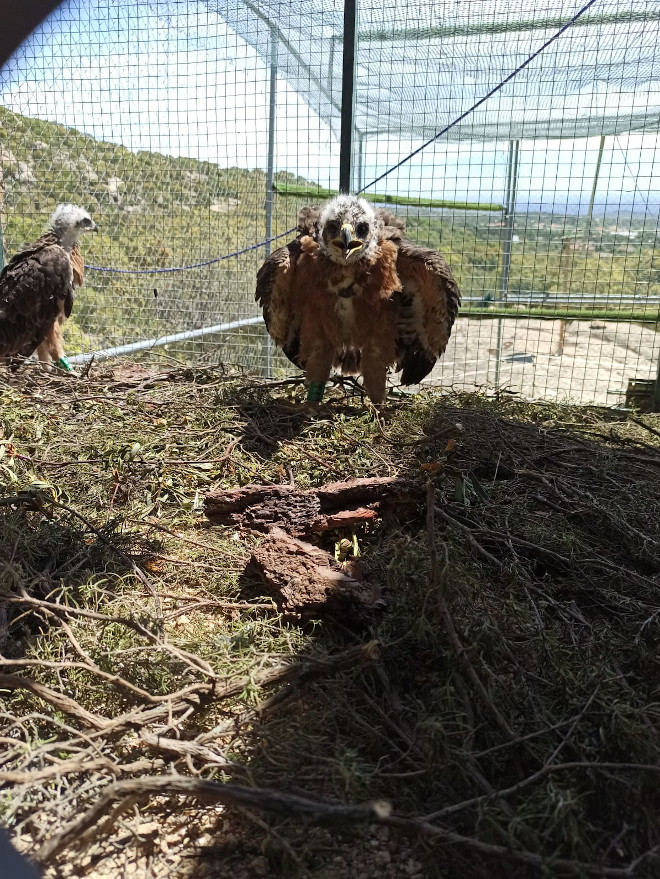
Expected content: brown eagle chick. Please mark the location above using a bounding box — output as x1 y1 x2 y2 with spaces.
256 195 460 403
0 204 97 372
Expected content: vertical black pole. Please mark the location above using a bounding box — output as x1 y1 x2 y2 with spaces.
265 27 277 260
263 26 278 377
339 0 357 194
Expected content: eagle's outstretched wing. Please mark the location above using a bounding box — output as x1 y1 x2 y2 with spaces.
392 240 461 386
255 205 324 368
0 233 74 358
255 237 305 368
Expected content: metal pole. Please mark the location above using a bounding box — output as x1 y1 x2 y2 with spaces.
67 317 265 365
584 134 606 239
494 139 520 387
355 130 364 193
654 340 660 411
555 135 606 357
339 0 357 194
263 26 278 376
498 139 519 300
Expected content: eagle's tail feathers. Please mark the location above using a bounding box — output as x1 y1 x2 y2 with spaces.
334 348 362 375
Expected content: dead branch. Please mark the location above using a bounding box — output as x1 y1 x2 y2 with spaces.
49 498 163 626
75 643 379 743
383 815 654 878
2 643 378 762
434 507 504 568
138 733 238 770
0 656 159 704
0 757 112 785
0 756 162 785
34 765 658 877
38 775 391 863
214 639 379 702
0 674 107 730
422 760 660 822
426 484 515 740
198 641 379 743
629 415 660 442
4 590 216 680
3 592 157 642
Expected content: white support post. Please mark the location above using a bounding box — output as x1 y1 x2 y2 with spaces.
494 139 520 388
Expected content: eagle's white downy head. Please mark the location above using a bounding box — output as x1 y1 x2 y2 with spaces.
318 195 380 265
49 204 98 251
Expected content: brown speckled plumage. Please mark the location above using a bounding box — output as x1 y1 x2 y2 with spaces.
0 206 95 369
36 243 86 366
256 198 460 403
0 231 74 361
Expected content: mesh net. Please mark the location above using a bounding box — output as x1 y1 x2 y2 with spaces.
1 0 660 404
217 0 660 143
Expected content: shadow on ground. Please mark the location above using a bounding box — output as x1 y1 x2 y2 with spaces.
2 371 660 879
186 393 660 878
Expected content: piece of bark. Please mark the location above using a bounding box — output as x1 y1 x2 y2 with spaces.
248 527 384 623
205 477 422 536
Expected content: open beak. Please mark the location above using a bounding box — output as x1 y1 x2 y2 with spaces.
332 223 365 260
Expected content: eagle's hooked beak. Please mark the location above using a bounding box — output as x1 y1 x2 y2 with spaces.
332 223 365 259
91 221 99 232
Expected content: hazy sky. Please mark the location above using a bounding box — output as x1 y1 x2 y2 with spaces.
2 0 660 213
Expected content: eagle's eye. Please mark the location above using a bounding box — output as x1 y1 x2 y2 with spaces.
325 220 339 237
356 222 369 238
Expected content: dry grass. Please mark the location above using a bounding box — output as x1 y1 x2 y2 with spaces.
1 361 660 878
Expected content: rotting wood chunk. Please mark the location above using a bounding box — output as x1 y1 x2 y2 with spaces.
204 476 422 537
248 527 384 623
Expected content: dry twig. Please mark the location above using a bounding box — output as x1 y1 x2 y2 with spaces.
38 775 391 863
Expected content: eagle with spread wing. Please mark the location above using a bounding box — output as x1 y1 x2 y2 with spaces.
256 195 460 403
0 204 97 372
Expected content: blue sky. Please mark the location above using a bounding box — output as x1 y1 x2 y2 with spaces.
2 0 660 215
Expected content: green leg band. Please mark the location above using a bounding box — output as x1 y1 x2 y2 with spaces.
56 357 74 372
307 381 326 402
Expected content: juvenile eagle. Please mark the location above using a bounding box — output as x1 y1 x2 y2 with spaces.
256 195 460 403
0 204 97 371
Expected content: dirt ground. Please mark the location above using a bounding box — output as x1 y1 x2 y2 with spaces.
2 365 660 879
426 317 660 404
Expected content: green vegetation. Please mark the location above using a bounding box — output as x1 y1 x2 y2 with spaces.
0 107 311 354
1 105 660 363
273 181 504 212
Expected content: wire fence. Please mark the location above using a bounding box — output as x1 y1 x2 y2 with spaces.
2 0 660 404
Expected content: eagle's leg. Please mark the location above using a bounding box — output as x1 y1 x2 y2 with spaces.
38 317 69 372
36 339 54 371
37 321 64 372
50 316 66 361
303 341 335 403
360 341 394 404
